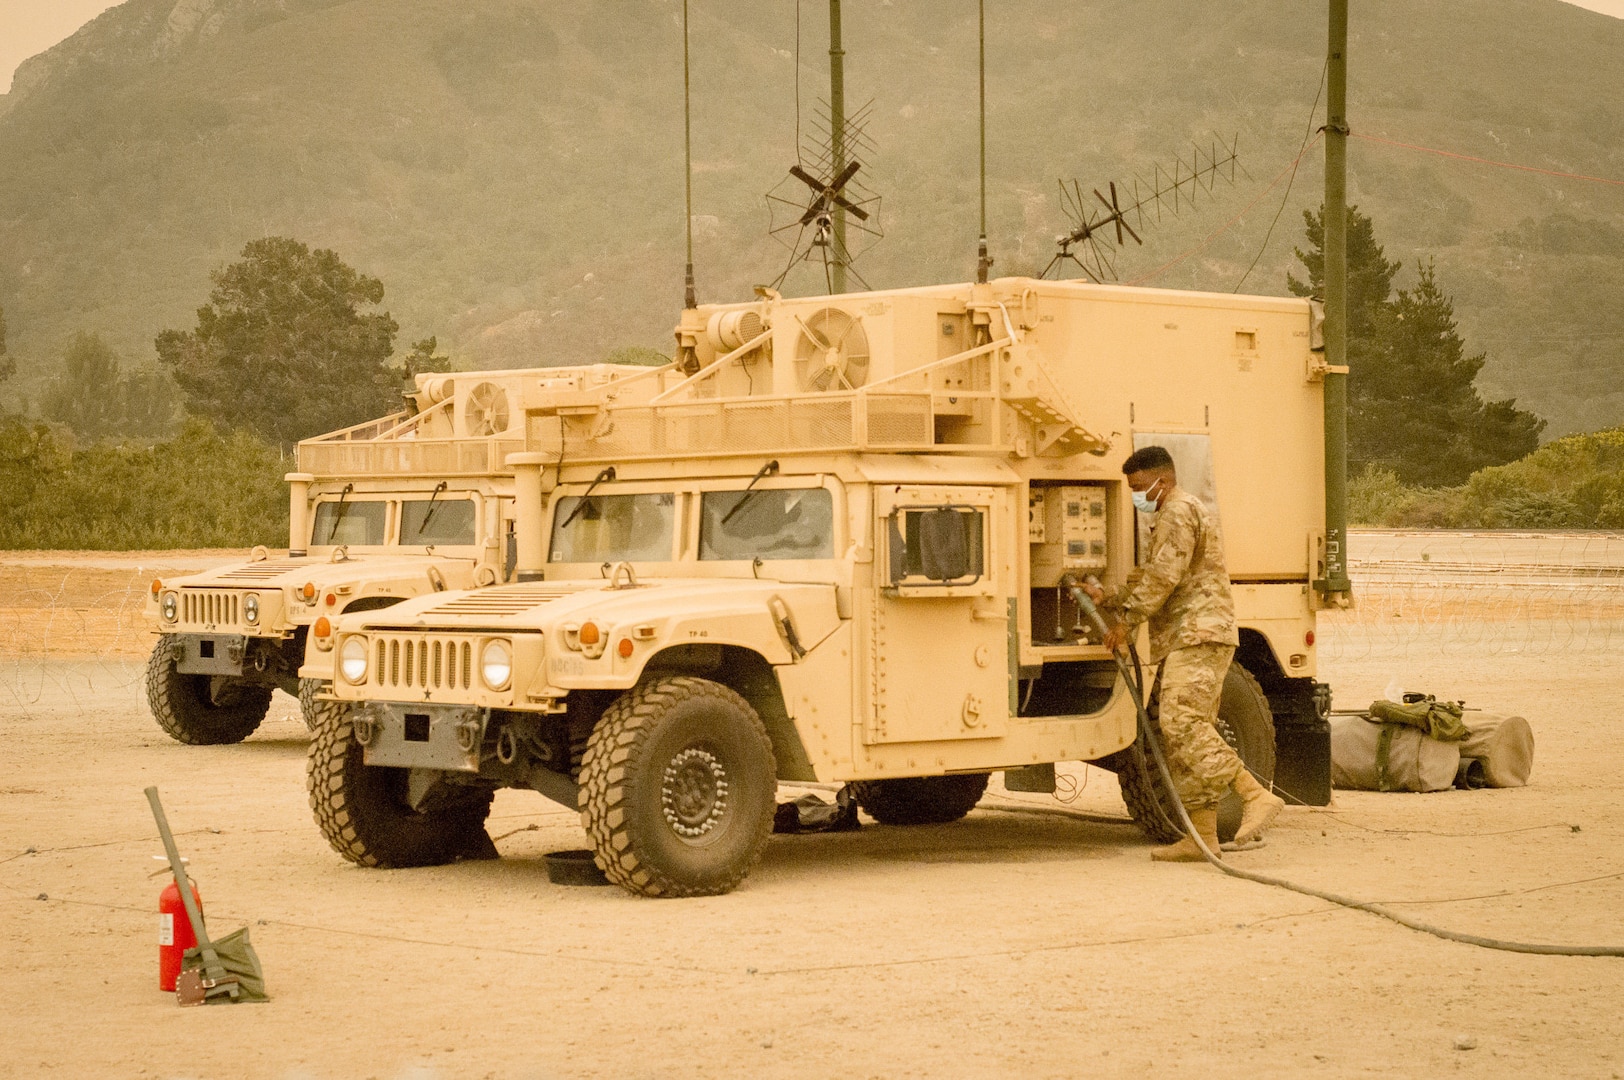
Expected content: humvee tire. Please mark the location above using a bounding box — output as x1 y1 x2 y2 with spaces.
579 676 777 898
297 678 325 731
1116 661 1277 845
146 635 273 745
306 700 495 868
849 773 991 825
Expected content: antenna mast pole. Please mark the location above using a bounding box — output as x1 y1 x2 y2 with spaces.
682 0 697 310
976 0 989 284
1319 0 1352 599
828 0 846 294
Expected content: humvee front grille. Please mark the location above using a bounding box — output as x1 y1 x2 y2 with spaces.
372 635 475 693
180 591 240 628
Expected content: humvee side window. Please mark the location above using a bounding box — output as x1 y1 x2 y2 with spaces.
549 493 675 564
400 499 477 546
887 506 985 586
311 500 388 546
700 488 834 561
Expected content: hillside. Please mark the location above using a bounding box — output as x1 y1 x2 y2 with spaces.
1 0 1621 436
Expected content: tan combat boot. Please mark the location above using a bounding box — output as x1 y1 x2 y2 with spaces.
1231 769 1286 844
1151 808 1220 862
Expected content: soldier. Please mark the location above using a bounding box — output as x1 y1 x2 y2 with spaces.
1082 445 1285 861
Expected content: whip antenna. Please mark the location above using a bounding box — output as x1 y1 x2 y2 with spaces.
682 0 696 309
976 0 990 284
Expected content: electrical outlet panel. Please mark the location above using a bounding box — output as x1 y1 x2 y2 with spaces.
1029 482 1109 586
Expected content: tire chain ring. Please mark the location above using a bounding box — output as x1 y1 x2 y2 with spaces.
661 747 729 838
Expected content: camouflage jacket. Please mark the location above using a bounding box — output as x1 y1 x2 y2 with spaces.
1108 486 1238 662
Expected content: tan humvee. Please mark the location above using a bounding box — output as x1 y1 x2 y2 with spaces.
144 364 663 744
307 278 1339 895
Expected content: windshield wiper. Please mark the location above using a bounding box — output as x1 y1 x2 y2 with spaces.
412 481 449 540
323 483 355 543
721 460 780 526
559 467 617 530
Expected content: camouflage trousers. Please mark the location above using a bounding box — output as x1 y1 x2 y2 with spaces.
1155 643 1245 811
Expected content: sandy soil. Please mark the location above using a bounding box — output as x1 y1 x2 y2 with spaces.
3 548 1623 1079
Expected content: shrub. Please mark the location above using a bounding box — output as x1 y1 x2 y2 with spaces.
0 417 286 549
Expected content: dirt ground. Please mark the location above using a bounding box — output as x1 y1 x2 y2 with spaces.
3 545 1623 1079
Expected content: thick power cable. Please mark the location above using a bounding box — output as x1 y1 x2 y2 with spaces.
1063 578 1624 958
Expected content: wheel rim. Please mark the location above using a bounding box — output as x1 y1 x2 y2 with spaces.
661 745 729 839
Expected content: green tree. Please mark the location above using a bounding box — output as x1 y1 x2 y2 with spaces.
1371 262 1543 486
1289 207 1543 486
155 237 400 446
1287 204 1401 390
401 336 453 379
43 331 124 439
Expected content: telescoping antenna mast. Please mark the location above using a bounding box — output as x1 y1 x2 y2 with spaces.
975 0 990 284
682 0 697 311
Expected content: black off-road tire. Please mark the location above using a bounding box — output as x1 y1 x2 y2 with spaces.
146 635 273 745
849 773 991 825
305 699 495 868
1116 660 1277 845
297 678 325 731
578 676 777 898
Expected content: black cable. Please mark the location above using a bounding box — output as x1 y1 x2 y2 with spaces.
1234 59 1327 292
1064 580 1624 958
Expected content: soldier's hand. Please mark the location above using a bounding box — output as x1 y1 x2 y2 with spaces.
1102 623 1128 654
1080 581 1105 605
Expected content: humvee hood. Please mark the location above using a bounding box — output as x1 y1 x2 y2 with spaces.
175 553 476 590
346 578 842 650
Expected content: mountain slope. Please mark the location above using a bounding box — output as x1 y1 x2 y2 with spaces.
1 0 1621 435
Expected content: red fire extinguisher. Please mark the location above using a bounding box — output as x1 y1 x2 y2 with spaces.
159 875 202 992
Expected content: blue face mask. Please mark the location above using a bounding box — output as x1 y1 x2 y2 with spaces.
1131 481 1161 515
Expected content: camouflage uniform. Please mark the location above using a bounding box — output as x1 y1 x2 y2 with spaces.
1108 486 1244 811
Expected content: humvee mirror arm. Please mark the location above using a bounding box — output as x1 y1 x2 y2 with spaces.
559 467 617 531
722 460 781 526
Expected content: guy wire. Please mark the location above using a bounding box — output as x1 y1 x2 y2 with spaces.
1234 58 1327 292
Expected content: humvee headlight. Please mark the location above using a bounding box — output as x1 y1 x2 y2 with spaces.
480 639 512 691
339 636 370 685
301 582 317 602
243 594 260 625
160 592 178 623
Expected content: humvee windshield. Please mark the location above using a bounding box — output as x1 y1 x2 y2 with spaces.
700 488 834 561
549 493 675 564
400 498 477 546
311 500 388 546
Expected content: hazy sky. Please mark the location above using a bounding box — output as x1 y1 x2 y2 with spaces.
2 0 1624 93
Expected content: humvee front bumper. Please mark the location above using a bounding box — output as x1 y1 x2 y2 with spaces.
171 633 251 676
166 632 302 693
353 701 486 773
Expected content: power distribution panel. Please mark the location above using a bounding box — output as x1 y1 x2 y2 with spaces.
1029 484 1108 587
